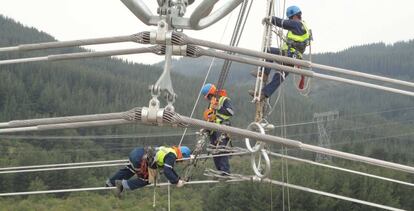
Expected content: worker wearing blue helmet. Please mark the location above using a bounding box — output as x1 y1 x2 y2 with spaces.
106 145 191 197
250 5 311 100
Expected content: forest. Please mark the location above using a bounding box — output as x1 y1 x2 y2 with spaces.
0 15 413 210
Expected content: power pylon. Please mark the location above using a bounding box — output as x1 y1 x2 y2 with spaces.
314 111 339 162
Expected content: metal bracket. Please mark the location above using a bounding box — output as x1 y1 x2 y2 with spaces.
142 86 162 125
147 20 177 111
153 44 176 108
122 0 242 30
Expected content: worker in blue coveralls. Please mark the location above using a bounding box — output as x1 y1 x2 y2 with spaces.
106 145 191 197
249 5 311 100
201 83 234 175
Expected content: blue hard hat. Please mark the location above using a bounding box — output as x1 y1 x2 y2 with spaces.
201 83 216 97
286 5 301 18
180 146 191 158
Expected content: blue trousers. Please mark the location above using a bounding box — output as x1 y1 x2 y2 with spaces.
108 165 149 190
210 131 230 174
262 47 292 97
107 148 149 190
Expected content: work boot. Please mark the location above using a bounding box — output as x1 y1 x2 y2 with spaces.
250 70 268 82
114 180 124 198
218 172 231 181
248 89 266 101
105 179 113 187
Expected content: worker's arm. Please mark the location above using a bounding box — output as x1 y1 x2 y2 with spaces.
163 153 180 184
271 17 306 35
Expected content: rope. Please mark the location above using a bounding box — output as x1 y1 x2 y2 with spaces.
282 89 291 211
216 0 252 92
168 184 171 211
276 2 291 209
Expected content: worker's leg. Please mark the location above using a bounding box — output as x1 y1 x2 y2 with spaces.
106 165 135 187
262 72 290 97
209 131 219 147
213 135 230 174
210 131 220 171
123 178 149 190
263 47 281 75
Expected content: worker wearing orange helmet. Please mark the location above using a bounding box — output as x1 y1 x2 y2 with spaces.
201 83 234 175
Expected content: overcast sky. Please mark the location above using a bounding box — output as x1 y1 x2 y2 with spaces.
1 0 414 64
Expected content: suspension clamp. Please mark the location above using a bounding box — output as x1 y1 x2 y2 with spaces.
149 20 172 45
141 85 165 125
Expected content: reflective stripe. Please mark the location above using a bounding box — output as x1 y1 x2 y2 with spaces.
164 164 173 169
155 147 177 167
215 96 231 123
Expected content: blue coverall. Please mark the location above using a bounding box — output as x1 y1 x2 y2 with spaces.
107 147 179 190
262 17 308 98
209 97 234 174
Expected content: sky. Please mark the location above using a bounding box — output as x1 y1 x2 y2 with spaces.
0 0 414 64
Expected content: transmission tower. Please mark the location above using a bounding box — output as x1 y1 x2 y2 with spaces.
314 111 339 162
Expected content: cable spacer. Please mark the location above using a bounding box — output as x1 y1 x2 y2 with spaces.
244 122 266 153
251 149 270 178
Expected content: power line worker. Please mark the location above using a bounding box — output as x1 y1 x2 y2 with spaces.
201 83 234 175
106 145 191 197
250 5 311 100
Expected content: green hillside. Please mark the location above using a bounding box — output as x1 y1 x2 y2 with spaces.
0 15 413 210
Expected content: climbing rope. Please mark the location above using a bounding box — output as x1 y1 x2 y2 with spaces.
216 0 253 93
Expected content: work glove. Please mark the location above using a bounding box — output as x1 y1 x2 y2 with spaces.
262 16 272 25
176 179 185 188
209 97 219 109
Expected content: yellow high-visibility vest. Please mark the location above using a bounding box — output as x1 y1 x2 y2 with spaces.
282 21 310 56
155 146 176 167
